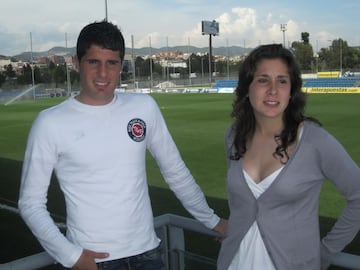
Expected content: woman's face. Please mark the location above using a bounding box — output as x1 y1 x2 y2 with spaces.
248 58 291 122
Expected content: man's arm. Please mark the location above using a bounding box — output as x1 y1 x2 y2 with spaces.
18 114 82 267
146 96 225 229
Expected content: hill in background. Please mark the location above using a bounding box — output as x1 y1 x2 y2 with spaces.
12 45 251 62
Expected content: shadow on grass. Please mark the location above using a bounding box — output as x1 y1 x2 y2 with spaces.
0 158 358 270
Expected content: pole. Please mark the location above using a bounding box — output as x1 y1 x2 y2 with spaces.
166 36 169 82
280 24 287 47
315 40 319 73
201 58 204 84
188 37 191 86
30 32 35 101
149 36 153 90
65 32 71 96
105 0 108 21
209 34 212 83
340 39 342 76
131 35 136 88
226 39 230 80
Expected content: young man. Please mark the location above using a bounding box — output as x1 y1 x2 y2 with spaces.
19 20 226 270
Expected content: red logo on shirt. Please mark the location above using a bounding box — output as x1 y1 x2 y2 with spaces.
127 118 146 142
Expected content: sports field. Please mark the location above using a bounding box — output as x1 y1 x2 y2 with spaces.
1 93 360 268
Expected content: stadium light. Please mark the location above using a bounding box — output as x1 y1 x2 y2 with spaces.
105 0 108 21
201 20 219 83
280 24 287 47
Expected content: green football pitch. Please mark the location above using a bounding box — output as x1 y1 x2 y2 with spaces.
1 93 360 266
1 93 359 215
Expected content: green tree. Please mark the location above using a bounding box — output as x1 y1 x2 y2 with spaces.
70 69 80 85
17 64 42 85
152 62 163 78
345 47 360 69
41 68 52 84
317 39 359 71
17 64 32 84
4 64 16 78
134 56 145 78
301 32 310 44
0 72 6 87
189 54 209 75
53 64 66 87
33 66 41 84
142 58 152 77
291 32 314 71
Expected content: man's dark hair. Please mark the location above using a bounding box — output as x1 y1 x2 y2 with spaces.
76 20 125 62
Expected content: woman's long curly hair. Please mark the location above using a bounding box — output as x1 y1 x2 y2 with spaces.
230 44 319 162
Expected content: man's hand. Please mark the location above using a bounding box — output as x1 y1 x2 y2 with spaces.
72 249 109 270
212 218 228 242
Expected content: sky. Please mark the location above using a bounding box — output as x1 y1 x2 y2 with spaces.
1 0 360 56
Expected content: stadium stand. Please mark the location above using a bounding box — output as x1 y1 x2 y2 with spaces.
213 77 360 94
303 78 359 88
214 79 238 88
214 79 238 93
215 78 360 89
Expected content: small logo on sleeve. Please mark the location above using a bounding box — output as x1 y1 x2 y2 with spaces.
127 118 146 142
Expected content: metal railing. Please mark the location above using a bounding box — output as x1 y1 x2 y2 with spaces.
1 213 360 270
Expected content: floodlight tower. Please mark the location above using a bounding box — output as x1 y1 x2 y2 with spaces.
202 20 219 83
105 0 108 21
280 24 287 47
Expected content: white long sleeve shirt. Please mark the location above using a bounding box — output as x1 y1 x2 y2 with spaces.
19 93 220 267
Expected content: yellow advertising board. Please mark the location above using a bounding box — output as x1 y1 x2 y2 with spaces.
302 87 360 93
317 71 341 78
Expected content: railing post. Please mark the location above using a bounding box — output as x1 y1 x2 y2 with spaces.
155 225 170 270
168 225 185 270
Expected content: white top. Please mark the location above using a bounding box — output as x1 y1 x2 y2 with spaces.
19 93 220 267
228 167 282 270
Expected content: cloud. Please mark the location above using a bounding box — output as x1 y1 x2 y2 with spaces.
0 1 358 56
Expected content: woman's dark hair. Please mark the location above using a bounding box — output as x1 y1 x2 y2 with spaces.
76 20 125 62
230 43 319 162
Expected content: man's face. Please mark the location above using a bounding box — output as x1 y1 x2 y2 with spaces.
75 44 122 105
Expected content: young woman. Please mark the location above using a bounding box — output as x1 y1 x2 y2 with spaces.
217 44 360 270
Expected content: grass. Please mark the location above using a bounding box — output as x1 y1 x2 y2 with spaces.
1 93 360 269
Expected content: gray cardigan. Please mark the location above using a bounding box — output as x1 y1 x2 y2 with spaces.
217 121 360 270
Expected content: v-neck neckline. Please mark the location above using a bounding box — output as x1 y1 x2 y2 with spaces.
239 122 307 199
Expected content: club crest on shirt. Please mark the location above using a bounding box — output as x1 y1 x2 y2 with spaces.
127 118 146 142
